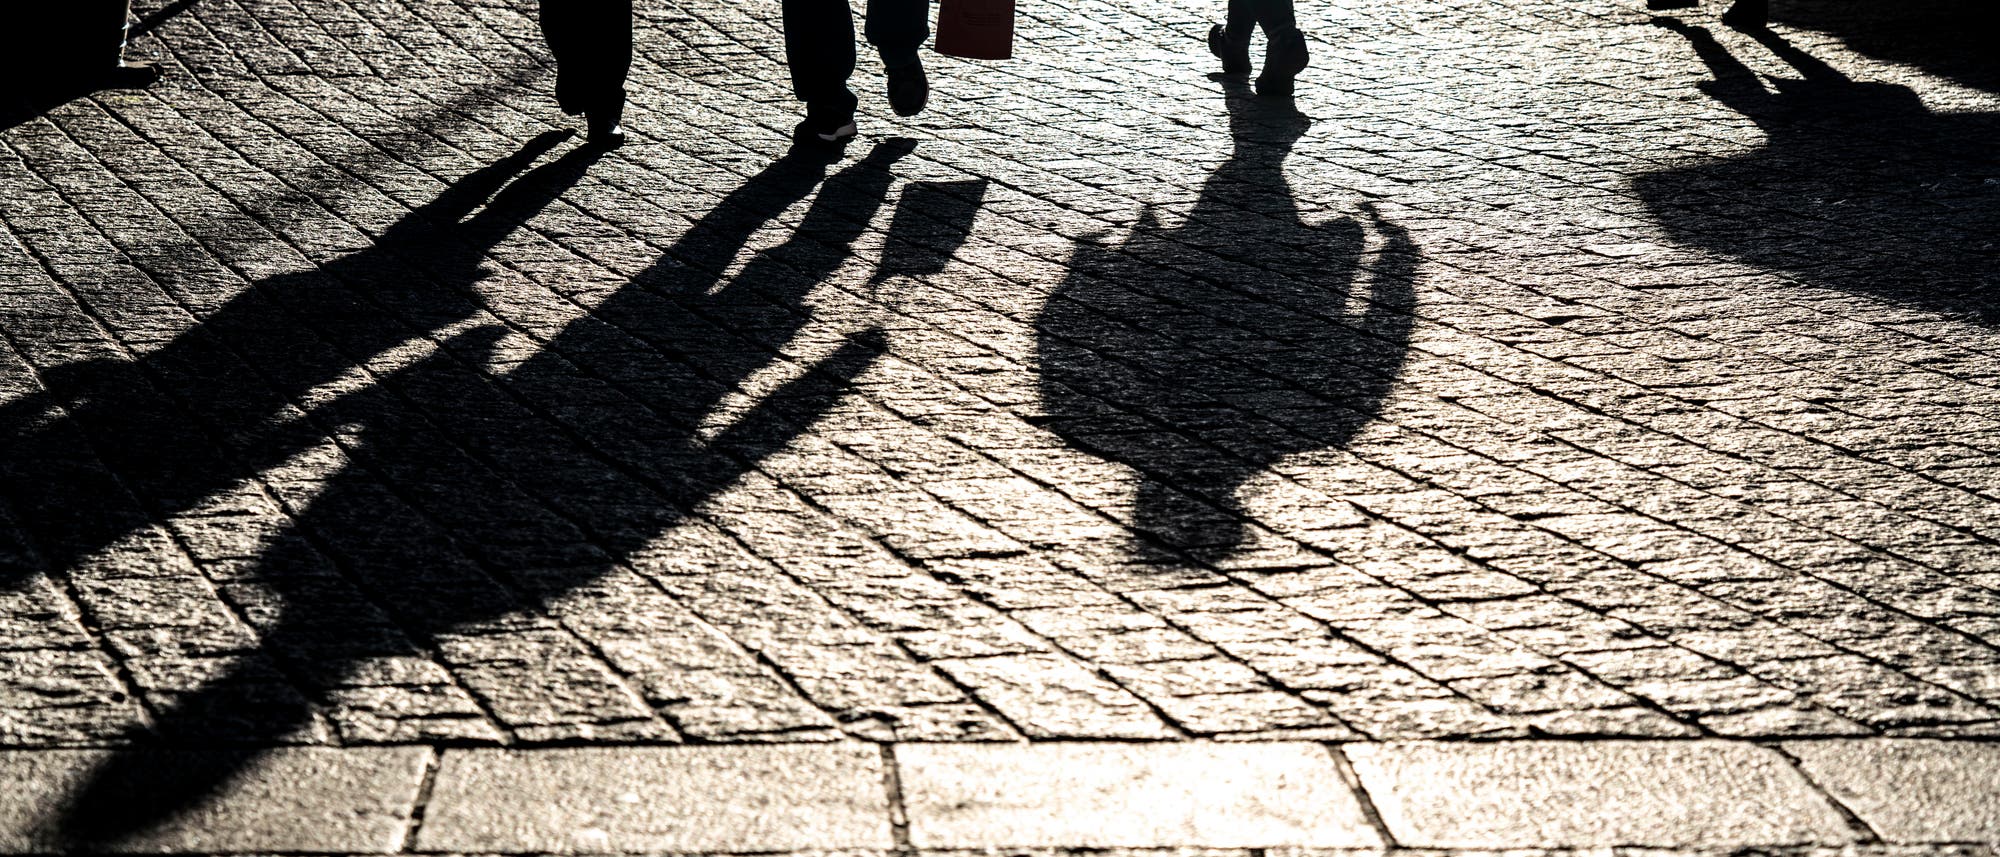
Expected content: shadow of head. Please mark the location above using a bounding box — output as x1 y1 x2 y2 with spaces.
1035 88 1418 558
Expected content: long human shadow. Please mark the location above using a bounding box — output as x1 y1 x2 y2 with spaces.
1036 87 1418 559
1769 0 1998 94
0 0 203 132
1634 20 1999 323
51 139 992 848
0 130 591 595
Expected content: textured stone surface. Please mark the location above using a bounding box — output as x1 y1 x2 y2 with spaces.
900 741 1383 848
415 744 894 853
1345 740 1859 847
1787 739 2000 844
0 0 1996 774
0 748 425 853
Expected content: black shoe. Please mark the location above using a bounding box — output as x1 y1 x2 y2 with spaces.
793 110 858 150
586 101 626 149
1720 0 1768 29
1255 29 1308 97
1646 0 1699 9
886 58 928 117
1208 24 1251 75
97 61 163 90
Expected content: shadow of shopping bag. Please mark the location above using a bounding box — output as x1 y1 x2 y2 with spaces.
936 0 1013 59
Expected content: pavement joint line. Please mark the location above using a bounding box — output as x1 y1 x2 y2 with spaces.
878 742 915 851
3 739 1998 853
8 0 2000 847
396 746 444 854
1764 739 1886 845
1326 742 1400 849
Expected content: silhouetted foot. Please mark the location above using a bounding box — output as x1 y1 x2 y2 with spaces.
1720 0 1768 30
96 61 163 89
1208 24 1251 75
1646 0 1699 9
586 101 626 149
1256 29 1308 97
793 107 857 154
886 58 929 117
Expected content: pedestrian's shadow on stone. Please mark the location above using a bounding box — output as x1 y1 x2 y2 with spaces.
45 137 987 848
0 128 588 596
1035 86 1418 562
1634 19 1999 323
1768 0 1998 95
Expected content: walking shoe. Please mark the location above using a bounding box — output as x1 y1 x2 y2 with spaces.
793 110 858 150
586 100 626 149
1207 24 1251 75
1255 29 1308 97
886 58 928 117
97 61 163 90
1720 0 1768 29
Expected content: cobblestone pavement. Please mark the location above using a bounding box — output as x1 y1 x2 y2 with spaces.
3 0 2000 787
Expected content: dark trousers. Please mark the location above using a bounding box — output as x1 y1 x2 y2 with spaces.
540 0 633 114
781 0 929 116
12 0 133 73
1225 0 1297 38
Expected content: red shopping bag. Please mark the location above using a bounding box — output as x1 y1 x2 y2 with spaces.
935 0 1014 60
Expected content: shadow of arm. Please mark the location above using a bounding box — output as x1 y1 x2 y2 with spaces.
1651 18 1773 118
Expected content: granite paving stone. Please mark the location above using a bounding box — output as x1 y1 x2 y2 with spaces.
1344 740 1861 848
1785 739 2000 844
414 744 894 853
899 741 1383 848
0 0 1998 846
0 747 427 853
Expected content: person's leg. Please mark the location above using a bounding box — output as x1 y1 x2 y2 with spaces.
540 0 631 143
864 0 928 69
865 0 928 116
541 0 629 114
1209 0 1254 74
1254 0 1297 36
1720 0 1768 30
539 1 584 113
1254 0 1307 96
782 0 860 122
579 0 633 142
1225 0 1257 41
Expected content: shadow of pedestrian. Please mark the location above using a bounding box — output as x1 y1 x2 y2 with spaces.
45 137 995 849
1634 19 2000 323
1769 0 1998 95
1035 87 1418 562
0 129 588 596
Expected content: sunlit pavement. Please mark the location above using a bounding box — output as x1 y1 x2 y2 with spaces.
1 0 1998 850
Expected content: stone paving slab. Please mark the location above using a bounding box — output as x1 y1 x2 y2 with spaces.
1343 740 1861 848
898 742 1381 849
1 0 1999 811
0 740 1991 853
414 744 894 853
0 747 426 853
1786 739 2000 844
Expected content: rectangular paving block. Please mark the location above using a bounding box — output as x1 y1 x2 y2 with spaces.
1786 739 2000 843
414 743 893 853
1345 740 1858 848
899 741 1383 848
0 747 428 853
